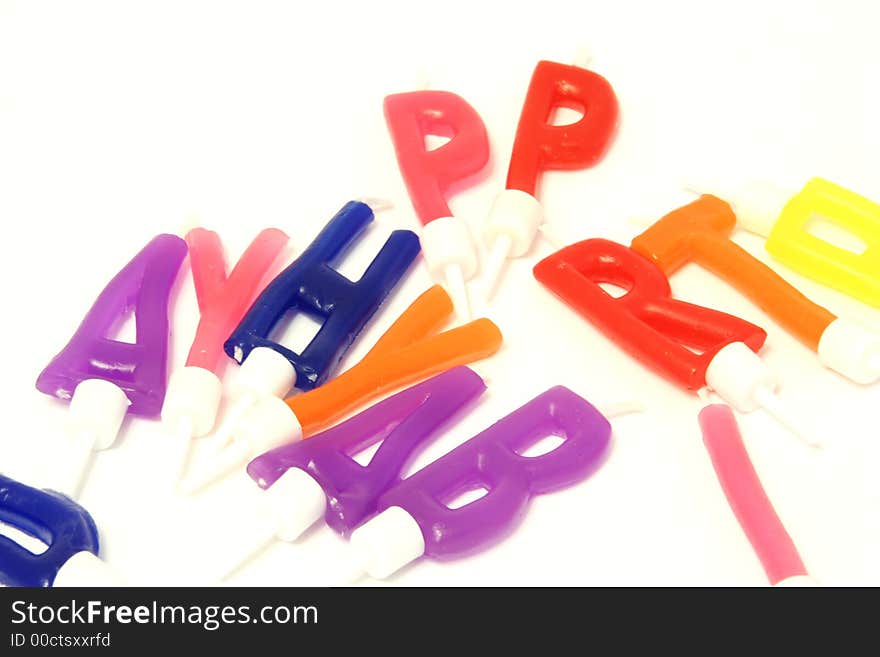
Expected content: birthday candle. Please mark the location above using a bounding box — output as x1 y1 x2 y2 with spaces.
161 227 289 483
179 286 503 495
339 386 613 582
199 201 420 458
534 238 821 447
184 228 289 374
0 474 122 586
35 234 187 496
210 367 487 580
631 194 880 385
693 177 880 308
226 201 419 391
481 57 619 302
698 404 815 586
384 90 490 319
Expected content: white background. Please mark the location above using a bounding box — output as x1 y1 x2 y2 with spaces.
1 0 878 586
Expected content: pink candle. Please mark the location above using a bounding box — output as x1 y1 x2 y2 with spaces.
699 403 812 585
161 227 289 471
384 90 490 319
185 227 289 375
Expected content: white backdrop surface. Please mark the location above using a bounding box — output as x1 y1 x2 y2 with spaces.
0 0 878 586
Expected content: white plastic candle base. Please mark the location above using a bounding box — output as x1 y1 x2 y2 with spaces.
706 342 821 447
537 223 565 250
705 342 778 413
684 179 790 237
235 396 303 454
420 216 478 319
773 575 819 587
162 366 223 437
753 387 822 448
573 46 592 69
53 551 124 587
348 506 425 580
178 440 251 495
68 379 131 451
817 317 880 384
262 467 327 542
481 234 513 304
481 189 544 304
230 346 298 399
599 399 645 419
205 393 256 453
420 216 479 280
214 468 326 581
444 262 471 320
484 189 544 257
60 380 132 497
725 181 791 237
356 196 394 213
179 397 302 496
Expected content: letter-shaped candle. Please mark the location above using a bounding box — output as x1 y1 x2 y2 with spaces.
35 234 187 496
631 195 880 384
185 227 289 374
0 474 120 586
535 238 765 388
161 227 289 482
698 404 815 586
534 239 820 446
37 234 186 416
481 59 619 302
180 286 502 494
344 386 611 580
768 179 880 304
698 177 880 308
210 367 487 579
384 91 490 319
226 201 420 392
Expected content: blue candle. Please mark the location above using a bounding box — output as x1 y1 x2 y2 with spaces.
0 474 100 587
225 201 420 391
